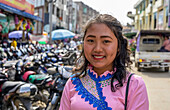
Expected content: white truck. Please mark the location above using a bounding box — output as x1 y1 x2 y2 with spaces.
134 30 170 72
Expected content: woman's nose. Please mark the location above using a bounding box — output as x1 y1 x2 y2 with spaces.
93 42 102 52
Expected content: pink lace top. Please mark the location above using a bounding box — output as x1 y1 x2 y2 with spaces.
59 69 149 110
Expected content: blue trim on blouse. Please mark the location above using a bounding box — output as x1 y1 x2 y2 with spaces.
72 69 114 110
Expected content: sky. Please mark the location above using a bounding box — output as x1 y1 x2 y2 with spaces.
73 0 138 25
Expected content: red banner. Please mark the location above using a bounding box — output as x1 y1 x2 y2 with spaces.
0 0 35 15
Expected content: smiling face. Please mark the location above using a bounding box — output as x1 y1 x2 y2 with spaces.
84 23 118 75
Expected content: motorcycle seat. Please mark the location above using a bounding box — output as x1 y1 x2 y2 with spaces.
1 81 26 94
28 74 52 85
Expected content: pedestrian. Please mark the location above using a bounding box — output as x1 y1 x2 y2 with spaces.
1 37 10 48
59 14 149 110
11 38 17 50
70 38 77 48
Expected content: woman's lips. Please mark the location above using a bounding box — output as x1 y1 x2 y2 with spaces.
92 55 105 60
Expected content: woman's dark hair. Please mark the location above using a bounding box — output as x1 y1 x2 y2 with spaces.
74 14 132 92
165 36 169 39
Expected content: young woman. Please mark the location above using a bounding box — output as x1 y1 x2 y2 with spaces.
59 14 149 110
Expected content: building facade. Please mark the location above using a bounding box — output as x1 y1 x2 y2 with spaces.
74 1 99 34
134 0 169 30
34 0 45 35
39 0 99 34
43 0 69 33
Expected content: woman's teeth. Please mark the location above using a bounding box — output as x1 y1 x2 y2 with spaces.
93 56 104 58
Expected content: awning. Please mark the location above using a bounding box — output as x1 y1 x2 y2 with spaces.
0 3 42 22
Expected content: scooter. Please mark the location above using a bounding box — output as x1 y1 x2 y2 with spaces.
1 81 38 110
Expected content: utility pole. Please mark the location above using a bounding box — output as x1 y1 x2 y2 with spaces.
47 0 56 44
67 0 72 30
49 0 53 44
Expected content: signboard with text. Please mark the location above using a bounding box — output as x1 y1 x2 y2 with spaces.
0 0 35 14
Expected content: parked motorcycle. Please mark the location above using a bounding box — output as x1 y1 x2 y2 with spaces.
1 81 38 110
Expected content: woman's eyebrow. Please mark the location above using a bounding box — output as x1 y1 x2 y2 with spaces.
101 36 113 39
86 35 96 38
86 35 113 40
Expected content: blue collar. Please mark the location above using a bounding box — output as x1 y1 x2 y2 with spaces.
88 69 114 82
72 69 113 110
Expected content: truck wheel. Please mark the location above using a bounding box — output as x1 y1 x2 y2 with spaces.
137 67 141 71
165 67 169 72
135 62 137 67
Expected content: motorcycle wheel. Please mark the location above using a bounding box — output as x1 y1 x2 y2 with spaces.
46 93 60 110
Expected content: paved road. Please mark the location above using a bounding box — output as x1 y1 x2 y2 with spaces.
130 61 170 110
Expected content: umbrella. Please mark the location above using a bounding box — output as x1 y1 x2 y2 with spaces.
51 29 75 40
8 30 31 39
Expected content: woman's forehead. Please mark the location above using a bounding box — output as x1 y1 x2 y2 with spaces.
84 23 116 39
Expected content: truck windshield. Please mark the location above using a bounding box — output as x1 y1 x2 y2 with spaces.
143 38 160 44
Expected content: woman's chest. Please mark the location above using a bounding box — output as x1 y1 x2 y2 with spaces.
70 77 126 110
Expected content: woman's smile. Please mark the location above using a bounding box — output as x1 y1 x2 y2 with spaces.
92 54 105 60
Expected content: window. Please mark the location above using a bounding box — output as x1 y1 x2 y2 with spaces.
46 5 48 12
53 5 55 14
57 8 60 18
143 1 145 10
154 12 157 29
149 14 152 29
145 16 148 28
166 6 168 23
83 7 87 14
143 38 160 44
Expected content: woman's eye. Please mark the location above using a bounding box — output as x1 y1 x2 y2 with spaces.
87 39 94 42
103 40 111 43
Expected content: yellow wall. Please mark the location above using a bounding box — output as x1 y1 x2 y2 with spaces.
134 0 168 30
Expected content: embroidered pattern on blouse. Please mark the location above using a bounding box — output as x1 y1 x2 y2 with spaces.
101 79 111 87
80 74 100 99
72 69 114 110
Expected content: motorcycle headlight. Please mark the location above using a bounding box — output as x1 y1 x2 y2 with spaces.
16 84 31 97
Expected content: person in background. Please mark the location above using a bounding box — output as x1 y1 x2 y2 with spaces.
162 36 170 52
158 36 170 52
11 38 17 50
59 14 149 110
1 37 10 48
70 38 77 48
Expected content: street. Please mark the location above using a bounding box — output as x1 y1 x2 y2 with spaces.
130 60 170 110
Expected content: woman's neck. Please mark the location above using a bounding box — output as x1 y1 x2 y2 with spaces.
93 68 113 76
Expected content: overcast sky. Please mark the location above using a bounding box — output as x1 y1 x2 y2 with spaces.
73 0 138 25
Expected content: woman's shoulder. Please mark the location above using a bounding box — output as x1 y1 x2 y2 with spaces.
64 77 76 90
127 73 146 90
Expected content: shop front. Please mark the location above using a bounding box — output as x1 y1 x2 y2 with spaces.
0 0 42 43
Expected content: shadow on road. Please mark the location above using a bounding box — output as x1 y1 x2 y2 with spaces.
130 60 170 78
138 68 170 78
